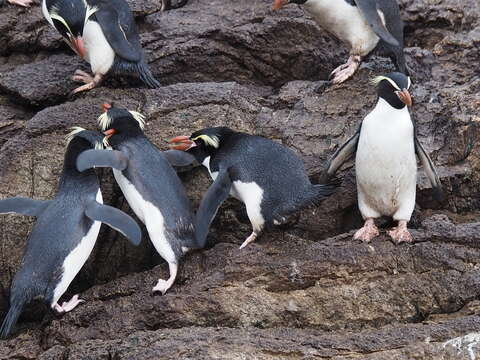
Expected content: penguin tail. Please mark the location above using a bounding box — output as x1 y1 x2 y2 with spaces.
137 62 161 89
312 177 340 203
0 295 27 339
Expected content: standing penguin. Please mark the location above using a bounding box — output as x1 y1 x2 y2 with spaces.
169 127 338 249
323 72 443 243
41 0 160 94
273 0 407 84
76 104 232 294
0 128 141 339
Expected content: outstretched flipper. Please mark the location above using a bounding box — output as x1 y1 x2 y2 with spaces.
163 150 198 167
355 0 399 47
77 150 129 172
195 168 232 248
321 126 361 182
0 197 51 217
85 201 142 245
414 136 444 201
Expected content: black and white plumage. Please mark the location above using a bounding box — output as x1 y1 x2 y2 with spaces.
169 127 337 249
273 0 407 84
323 72 443 243
76 104 231 294
42 0 160 94
0 128 141 339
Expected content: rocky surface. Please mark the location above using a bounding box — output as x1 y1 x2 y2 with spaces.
0 0 479 358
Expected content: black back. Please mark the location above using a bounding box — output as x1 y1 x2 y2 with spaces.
190 130 321 227
12 131 102 303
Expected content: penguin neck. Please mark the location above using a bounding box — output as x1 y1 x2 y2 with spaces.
377 93 407 110
59 145 99 190
108 131 145 147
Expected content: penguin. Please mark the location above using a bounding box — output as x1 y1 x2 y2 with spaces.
273 0 407 84
0 128 142 339
41 0 160 94
322 72 443 243
76 104 233 294
169 127 338 249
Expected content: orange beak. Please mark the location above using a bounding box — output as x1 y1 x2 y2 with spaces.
102 103 112 112
273 0 289 10
169 135 196 151
71 37 86 59
103 128 116 140
396 89 413 107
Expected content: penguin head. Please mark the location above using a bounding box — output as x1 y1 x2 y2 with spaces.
64 127 104 174
46 0 98 58
98 103 146 147
169 127 235 162
372 72 412 109
272 0 308 10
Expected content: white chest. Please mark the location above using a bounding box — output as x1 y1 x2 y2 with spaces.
52 190 103 305
304 0 380 55
355 99 417 214
113 169 176 263
83 20 115 75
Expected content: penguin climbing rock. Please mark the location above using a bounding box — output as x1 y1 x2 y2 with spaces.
273 0 407 84
42 0 160 94
0 128 141 339
76 104 232 294
323 72 443 243
169 127 337 249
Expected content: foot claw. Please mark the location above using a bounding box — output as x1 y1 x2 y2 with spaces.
53 294 85 313
8 0 33 6
152 279 172 295
353 219 379 242
239 232 258 249
388 227 413 244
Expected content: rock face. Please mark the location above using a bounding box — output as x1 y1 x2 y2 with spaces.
0 0 479 358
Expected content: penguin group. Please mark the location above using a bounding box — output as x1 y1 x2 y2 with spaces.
0 0 447 339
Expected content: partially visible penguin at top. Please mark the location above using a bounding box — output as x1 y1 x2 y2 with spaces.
41 0 188 94
273 0 407 84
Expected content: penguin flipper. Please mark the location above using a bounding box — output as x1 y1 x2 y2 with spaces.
414 137 444 201
354 0 400 47
85 201 142 246
322 126 361 181
163 150 198 167
194 168 232 248
77 150 129 172
95 2 142 62
0 197 51 217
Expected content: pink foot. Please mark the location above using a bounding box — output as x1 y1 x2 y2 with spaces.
353 219 379 242
330 55 361 84
239 231 258 249
71 70 102 94
52 294 85 314
8 0 33 7
388 221 413 244
152 262 178 295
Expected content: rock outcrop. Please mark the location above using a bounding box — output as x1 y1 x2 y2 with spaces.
0 0 478 358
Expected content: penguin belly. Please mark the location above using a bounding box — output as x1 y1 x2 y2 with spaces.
355 100 417 220
51 190 103 305
201 159 265 232
304 0 380 56
112 169 177 263
83 20 115 75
